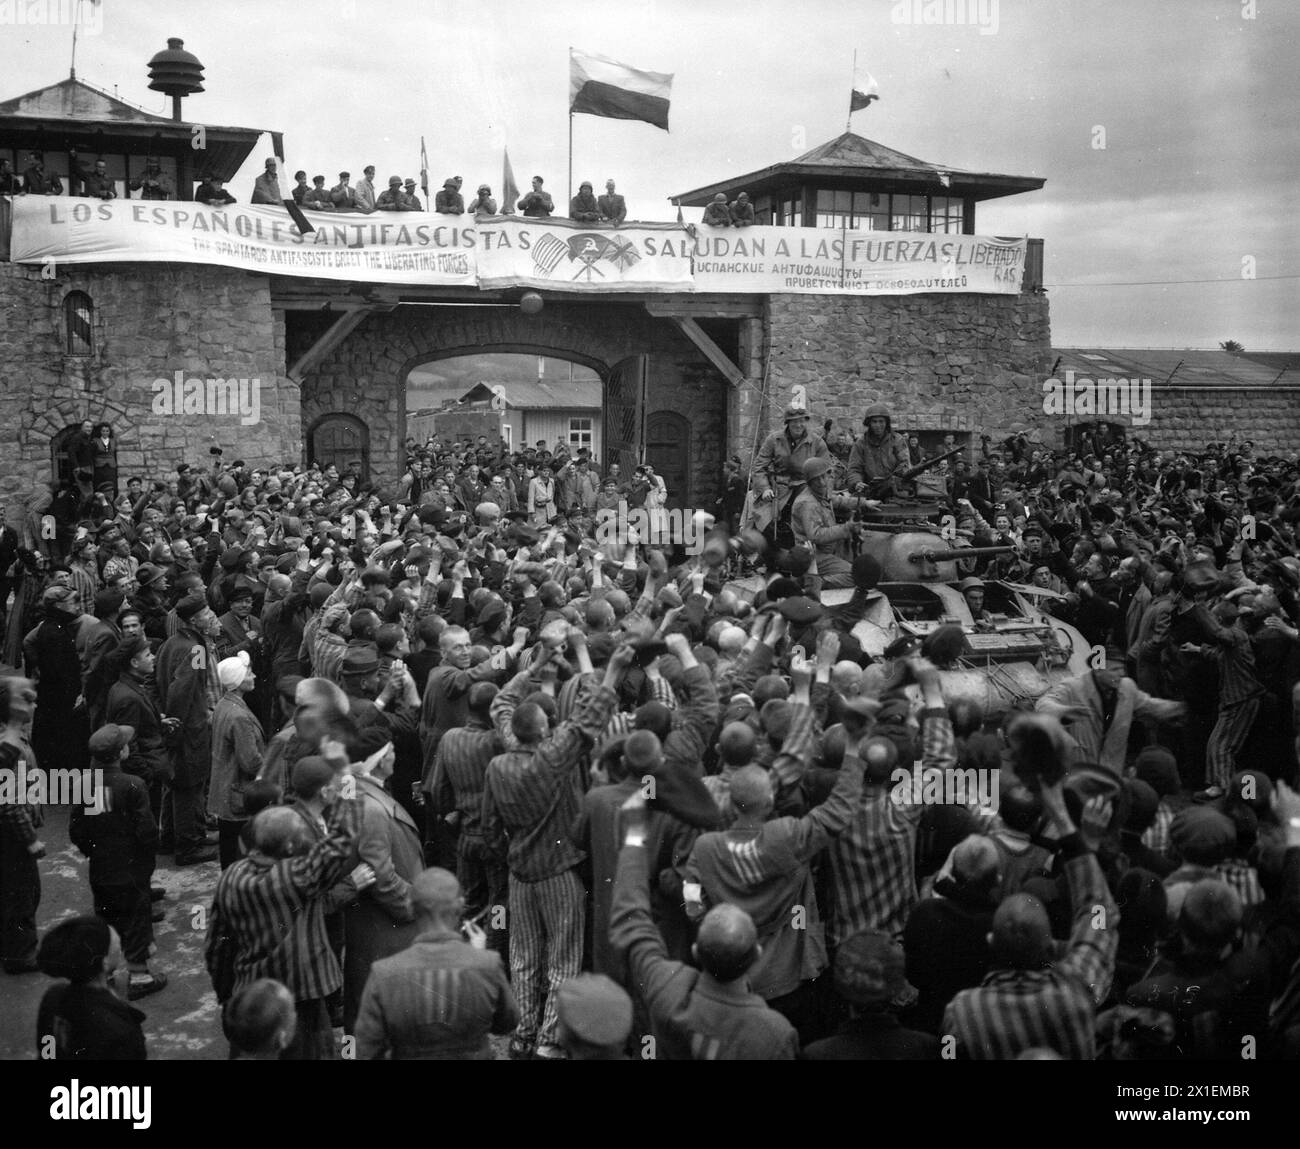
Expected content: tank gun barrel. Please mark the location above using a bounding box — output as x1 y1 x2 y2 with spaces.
908 544 1016 564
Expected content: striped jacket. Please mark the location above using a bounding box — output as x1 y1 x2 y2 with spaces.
942 839 1118 1059
204 796 360 1003
482 681 618 882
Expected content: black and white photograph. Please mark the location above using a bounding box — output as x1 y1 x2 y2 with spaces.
0 0 1297 1113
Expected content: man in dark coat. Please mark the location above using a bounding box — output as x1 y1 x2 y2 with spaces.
155 596 221 864
27 586 88 775
69 725 167 1000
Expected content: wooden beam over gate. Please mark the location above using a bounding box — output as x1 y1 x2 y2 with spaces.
663 314 746 389
286 306 374 383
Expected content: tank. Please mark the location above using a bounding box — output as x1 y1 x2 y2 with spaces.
723 521 1092 718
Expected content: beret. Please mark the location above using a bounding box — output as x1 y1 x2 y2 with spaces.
135 563 166 588
226 585 254 602
219 546 246 571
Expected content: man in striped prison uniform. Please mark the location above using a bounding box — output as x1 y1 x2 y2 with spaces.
428 682 507 957
354 868 518 1060
942 781 1118 1059
482 638 632 1060
204 795 361 1060
826 658 998 946
1191 599 1266 797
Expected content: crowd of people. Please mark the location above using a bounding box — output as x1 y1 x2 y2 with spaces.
2 403 1300 1062
2 150 632 224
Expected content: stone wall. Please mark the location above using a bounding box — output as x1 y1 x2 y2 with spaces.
1138 389 1300 455
290 299 730 506
761 291 1054 452
0 262 300 502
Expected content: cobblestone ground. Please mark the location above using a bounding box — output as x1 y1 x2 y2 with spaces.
0 806 511 1061
0 805 224 1060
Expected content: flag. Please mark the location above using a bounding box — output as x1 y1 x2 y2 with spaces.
937 172 951 189
270 131 313 235
502 147 520 215
420 137 430 204
569 49 672 131
850 66 880 113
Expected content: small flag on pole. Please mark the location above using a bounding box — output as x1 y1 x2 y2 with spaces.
502 147 520 215
420 137 430 204
570 49 673 131
850 66 880 113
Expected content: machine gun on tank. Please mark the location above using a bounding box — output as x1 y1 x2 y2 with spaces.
855 445 965 501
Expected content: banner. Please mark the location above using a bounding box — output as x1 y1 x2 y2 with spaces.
8 198 1025 294
475 215 692 292
8 197 478 285
692 226 1027 295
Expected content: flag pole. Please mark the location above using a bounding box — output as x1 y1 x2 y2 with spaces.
846 50 856 133
70 0 83 79
568 111 574 211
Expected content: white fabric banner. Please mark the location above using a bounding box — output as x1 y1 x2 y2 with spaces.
9 198 1025 294
691 226 1027 294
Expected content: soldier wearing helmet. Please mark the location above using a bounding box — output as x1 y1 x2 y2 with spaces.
848 403 911 495
792 456 871 597
749 404 828 535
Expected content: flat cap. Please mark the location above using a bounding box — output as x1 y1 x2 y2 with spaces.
556 974 633 1048
88 723 135 757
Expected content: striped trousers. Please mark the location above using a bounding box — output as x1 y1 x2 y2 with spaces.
508 868 585 1049
1206 696 1261 790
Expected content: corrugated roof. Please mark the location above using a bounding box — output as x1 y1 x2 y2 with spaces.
674 130 1043 206
460 379 602 409
1051 349 1298 388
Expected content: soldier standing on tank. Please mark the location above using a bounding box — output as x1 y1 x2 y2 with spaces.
750 406 828 536
848 403 910 496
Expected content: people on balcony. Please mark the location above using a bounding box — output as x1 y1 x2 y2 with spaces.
252 159 284 205
330 172 357 211
21 153 63 196
518 176 554 219
569 181 601 223
468 184 497 215
354 166 377 213
701 192 731 227
129 158 173 201
376 176 412 212
195 173 237 206
435 179 463 214
598 179 627 225
729 192 756 227
303 176 336 211
403 179 423 211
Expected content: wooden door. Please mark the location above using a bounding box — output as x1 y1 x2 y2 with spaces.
603 355 647 477
645 410 691 509
310 413 370 482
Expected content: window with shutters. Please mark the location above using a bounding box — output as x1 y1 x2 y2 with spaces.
64 291 94 356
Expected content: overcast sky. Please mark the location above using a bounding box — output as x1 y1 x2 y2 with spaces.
5 0 1296 348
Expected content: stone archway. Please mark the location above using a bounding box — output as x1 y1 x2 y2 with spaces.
289 301 730 500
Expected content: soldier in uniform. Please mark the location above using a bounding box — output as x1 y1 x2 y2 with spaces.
750 406 828 535
792 456 867 598
848 403 910 496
